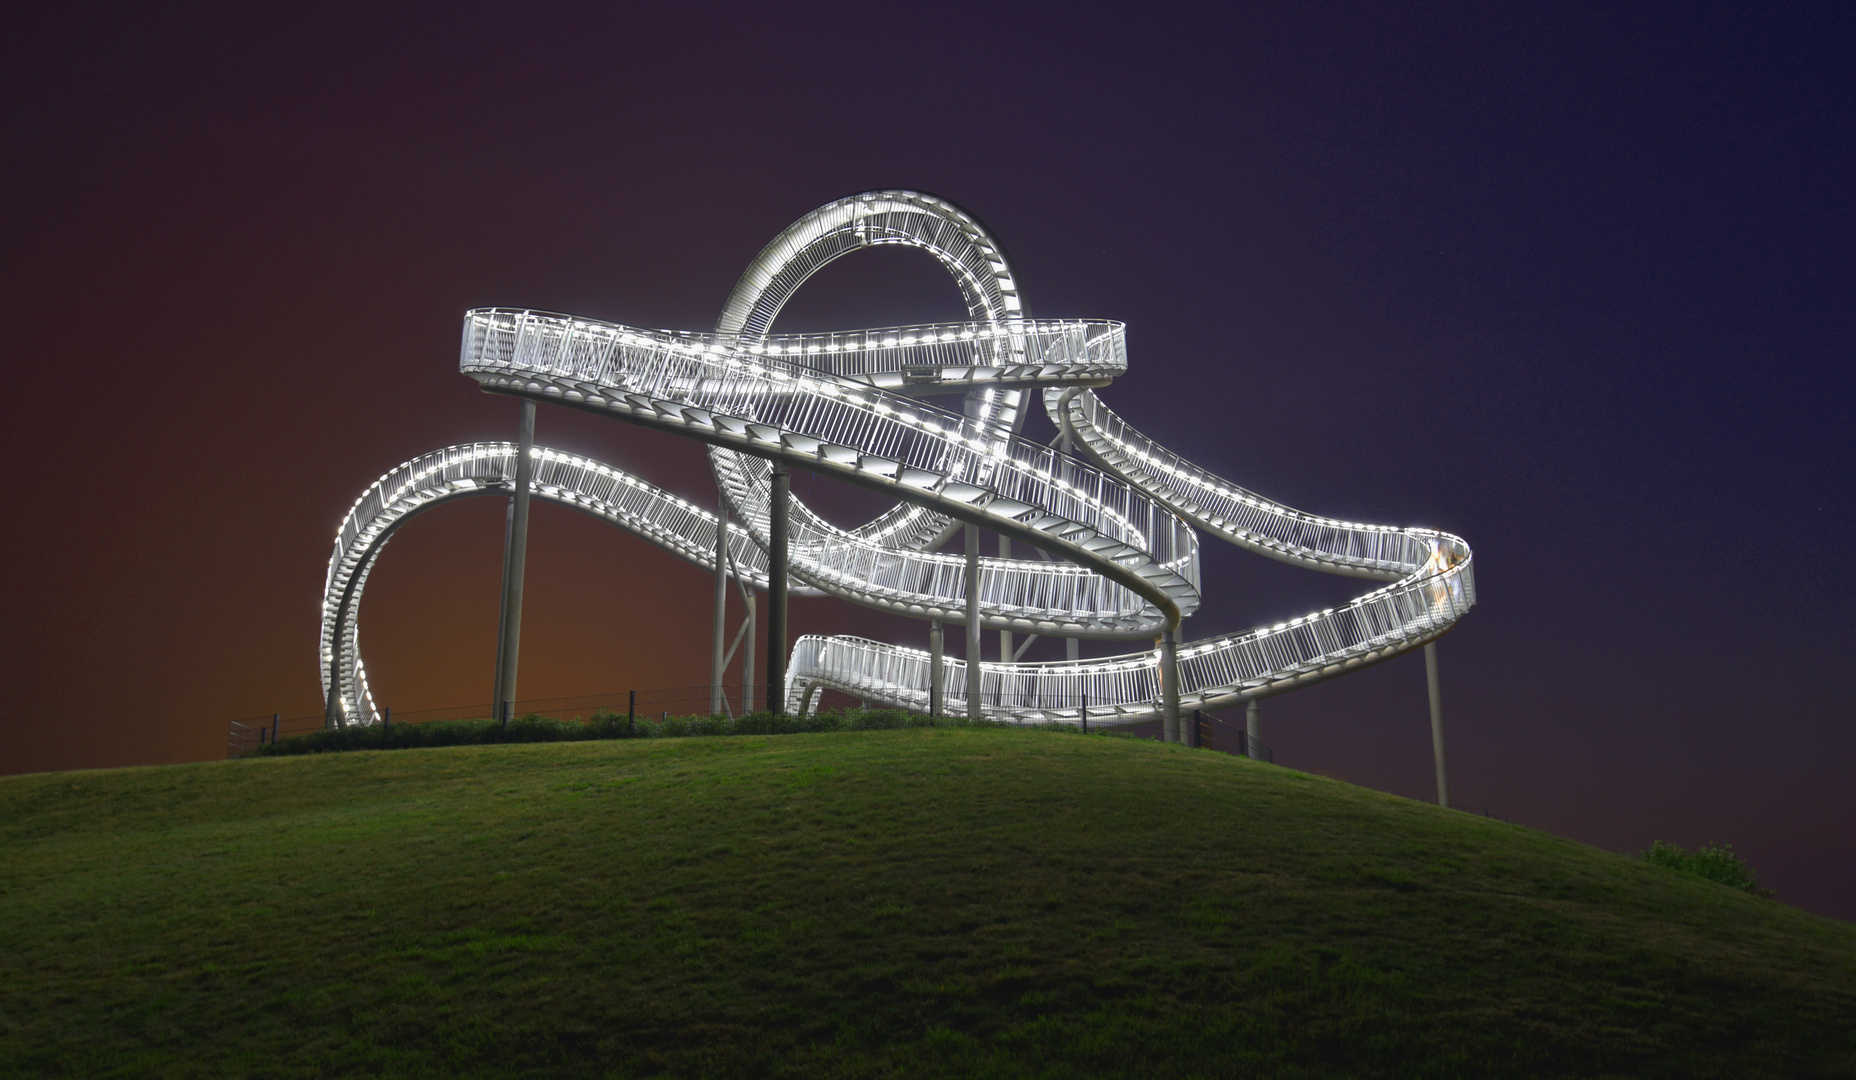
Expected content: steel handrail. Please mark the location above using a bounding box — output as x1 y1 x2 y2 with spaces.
459 309 1203 623
319 190 1474 728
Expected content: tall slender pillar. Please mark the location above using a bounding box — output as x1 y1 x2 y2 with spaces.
710 494 729 715
493 400 537 718
490 499 512 715
928 620 944 719
1059 419 1080 664
1159 627 1180 743
965 523 982 720
1172 627 1187 745
741 592 756 713
767 463 790 714
1425 642 1449 808
998 533 1013 665
1246 699 1261 760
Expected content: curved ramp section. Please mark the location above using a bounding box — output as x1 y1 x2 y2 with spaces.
1051 388 1451 580
792 538 1471 725
792 390 1473 723
460 310 1203 636
706 191 1039 581
319 442 821 725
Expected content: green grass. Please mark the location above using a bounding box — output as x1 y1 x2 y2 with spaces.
2 728 1851 1078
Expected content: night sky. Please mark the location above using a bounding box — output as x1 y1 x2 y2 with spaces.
6 4 1852 918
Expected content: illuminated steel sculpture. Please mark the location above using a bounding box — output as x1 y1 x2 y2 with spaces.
320 191 1473 795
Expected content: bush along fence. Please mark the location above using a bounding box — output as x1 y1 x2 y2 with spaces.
228 689 1276 762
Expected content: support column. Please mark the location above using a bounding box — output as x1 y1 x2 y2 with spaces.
1246 699 1261 760
928 620 944 719
1425 641 1449 808
998 533 1013 665
1174 626 1193 747
965 523 982 720
493 399 536 718
767 463 790 714
1159 626 1181 743
1059 417 1080 665
710 494 729 715
490 499 512 716
741 592 756 713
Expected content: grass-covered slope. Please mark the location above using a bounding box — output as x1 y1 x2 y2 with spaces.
2 729 1851 1078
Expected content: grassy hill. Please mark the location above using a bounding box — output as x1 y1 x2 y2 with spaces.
2 728 1851 1078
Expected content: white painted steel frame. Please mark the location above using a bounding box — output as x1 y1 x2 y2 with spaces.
319 190 1474 728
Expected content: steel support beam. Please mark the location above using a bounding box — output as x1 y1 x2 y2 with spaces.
1173 626 1192 747
489 503 511 720
767 463 790 713
998 532 1013 664
1159 626 1181 742
965 523 982 720
1058 419 1080 664
492 400 536 718
710 493 729 715
1246 699 1261 760
1426 642 1449 808
929 619 944 719
741 592 756 713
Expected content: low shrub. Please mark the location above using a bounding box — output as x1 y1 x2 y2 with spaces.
254 707 1064 757
1642 839 1773 897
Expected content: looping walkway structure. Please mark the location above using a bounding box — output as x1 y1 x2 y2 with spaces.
320 190 1474 782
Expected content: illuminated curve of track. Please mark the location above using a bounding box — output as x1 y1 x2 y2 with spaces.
320 191 1473 727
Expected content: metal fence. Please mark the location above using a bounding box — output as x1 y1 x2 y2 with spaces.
227 685 781 758
228 688 1278 762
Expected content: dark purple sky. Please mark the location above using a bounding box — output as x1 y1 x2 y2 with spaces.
5 3 1852 918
